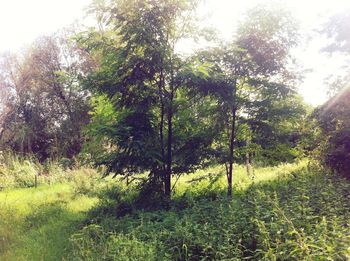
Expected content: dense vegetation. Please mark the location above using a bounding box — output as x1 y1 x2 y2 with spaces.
1 159 350 260
1 0 350 260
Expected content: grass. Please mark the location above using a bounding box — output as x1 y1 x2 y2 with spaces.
0 184 98 261
68 161 350 260
1 160 350 260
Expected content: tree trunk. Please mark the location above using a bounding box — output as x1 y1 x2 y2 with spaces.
165 104 173 198
158 69 166 185
227 105 236 199
227 80 237 199
245 139 253 177
160 102 166 175
165 52 175 199
246 152 253 177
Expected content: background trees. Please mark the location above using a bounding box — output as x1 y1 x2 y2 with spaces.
314 9 350 179
315 88 350 178
0 0 317 198
0 32 93 161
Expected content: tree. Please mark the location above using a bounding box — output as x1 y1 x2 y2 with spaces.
322 9 350 96
0 32 93 161
315 87 350 178
80 0 216 198
315 9 350 178
199 5 300 198
246 94 309 166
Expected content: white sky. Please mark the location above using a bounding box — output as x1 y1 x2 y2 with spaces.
1 0 349 106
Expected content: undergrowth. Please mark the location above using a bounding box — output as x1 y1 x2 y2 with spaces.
66 161 350 260
1 160 350 260
0 152 100 194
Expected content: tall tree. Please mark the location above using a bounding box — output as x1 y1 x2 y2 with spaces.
198 5 299 198
81 0 216 197
322 9 350 95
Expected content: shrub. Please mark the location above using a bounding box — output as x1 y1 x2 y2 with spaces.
70 168 100 195
315 87 350 179
0 153 39 189
0 153 101 190
324 129 350 178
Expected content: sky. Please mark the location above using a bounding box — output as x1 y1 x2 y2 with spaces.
0 0 349 106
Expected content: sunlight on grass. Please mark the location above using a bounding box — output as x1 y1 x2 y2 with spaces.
0 183 98 261
174 160 308 196
1 160 349 260
67 160 350 260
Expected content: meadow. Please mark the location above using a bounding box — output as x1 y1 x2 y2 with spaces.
1 0 350 260
0 159 349 260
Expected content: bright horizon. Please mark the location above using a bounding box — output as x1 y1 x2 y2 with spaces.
1 0 349 106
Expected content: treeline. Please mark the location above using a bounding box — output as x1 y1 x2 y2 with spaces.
0 0 347 198
0 32 95 160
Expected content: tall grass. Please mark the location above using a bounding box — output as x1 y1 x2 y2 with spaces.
0 152 100 192
67 161 350 260
1 159 350 260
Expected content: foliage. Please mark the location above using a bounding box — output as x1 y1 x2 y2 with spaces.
193 3 301 197
315 87 350 179
1 160 350 260
321 9 350 100
70 168 100 196
0 152 100 190
247 94 309 165
80 0 218 196
317 10 350 179
68 225 156 261
0 31 93 161
66 161 350 260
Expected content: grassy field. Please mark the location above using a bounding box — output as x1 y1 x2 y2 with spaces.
1 161 350 260
0 184 98 261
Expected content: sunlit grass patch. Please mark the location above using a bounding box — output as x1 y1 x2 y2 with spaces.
0 183 98 261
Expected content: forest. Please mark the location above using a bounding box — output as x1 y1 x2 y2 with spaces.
0 0 350 260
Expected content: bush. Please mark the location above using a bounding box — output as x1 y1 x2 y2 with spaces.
324 129 350 178
0 153 39 189
70 168 100 195
0 152 101 190
315 87 350 179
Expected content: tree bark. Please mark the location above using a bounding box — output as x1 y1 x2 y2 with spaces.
165 49 175 199
227 80 237 199
158 69 166 183
165 102 173 198
246 152 253 177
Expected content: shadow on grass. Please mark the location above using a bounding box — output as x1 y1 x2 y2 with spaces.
76 165 350 260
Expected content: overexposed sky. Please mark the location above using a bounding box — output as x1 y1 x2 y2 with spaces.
1 0 349 106
0 0 90 51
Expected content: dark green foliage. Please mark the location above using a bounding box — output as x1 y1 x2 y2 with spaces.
248 94 309 165
80 0 221 197
315 87 350 179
